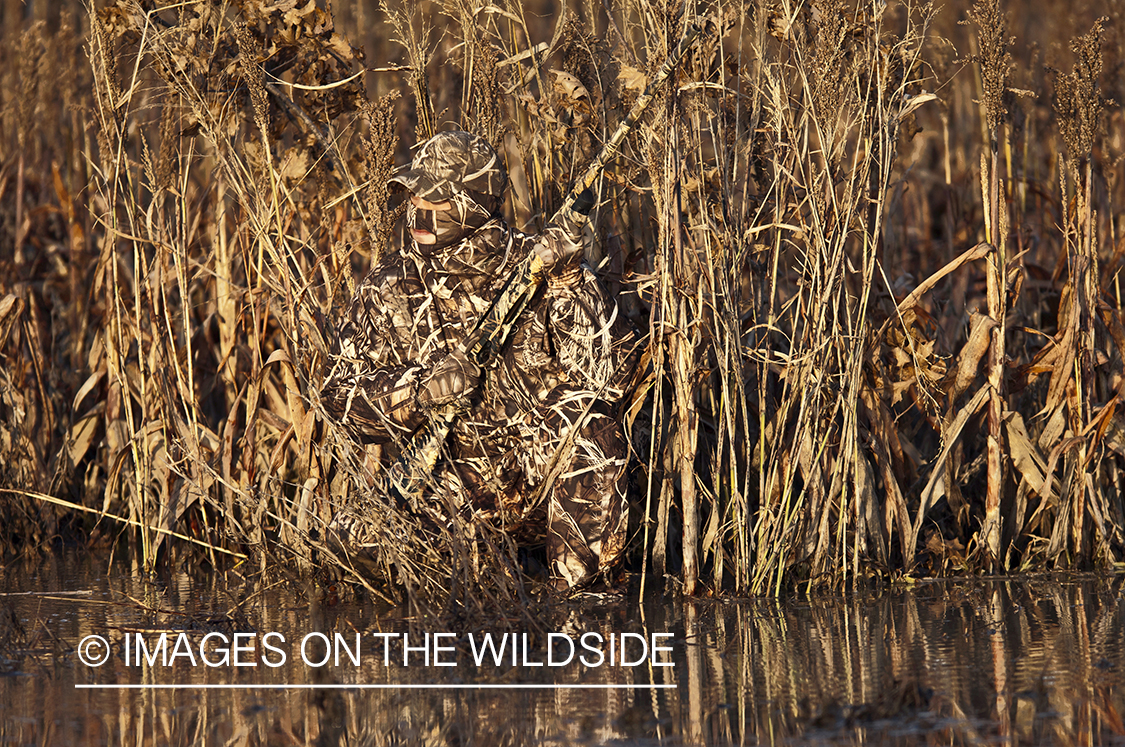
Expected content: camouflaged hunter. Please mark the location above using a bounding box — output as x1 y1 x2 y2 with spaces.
321 131 638 588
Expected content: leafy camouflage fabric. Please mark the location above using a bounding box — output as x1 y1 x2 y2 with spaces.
321 132 638 588
389 130 507 206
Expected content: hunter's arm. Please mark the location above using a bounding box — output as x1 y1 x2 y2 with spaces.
321 262 431 443
534 204 640 399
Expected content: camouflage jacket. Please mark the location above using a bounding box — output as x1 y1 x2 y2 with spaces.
321 215 638 499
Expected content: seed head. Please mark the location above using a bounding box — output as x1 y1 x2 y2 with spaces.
965 0 1014 135
1052 17 1110 160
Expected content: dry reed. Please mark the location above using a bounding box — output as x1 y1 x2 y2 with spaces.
0 0 1123 609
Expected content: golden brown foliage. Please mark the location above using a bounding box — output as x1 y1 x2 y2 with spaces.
1 0 1124 606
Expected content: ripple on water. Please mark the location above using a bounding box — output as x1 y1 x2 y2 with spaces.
2 554 1124 746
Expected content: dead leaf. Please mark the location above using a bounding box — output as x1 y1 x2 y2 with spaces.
1038 404 1068 452
282 0 316 28
617 64 648 93
68 408 102 465
327 32 355 59
1004 410 1053 500
898 92 937 120
0 293 24 351
950 312 996 401
1041 315 1078 417
907 384 990 562
73 371 105 412
278 148 310 184
855 451 886 562
550 69 588 100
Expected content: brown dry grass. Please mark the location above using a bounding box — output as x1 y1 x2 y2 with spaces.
0 0 1123 607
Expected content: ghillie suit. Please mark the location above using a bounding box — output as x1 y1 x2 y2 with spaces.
321 131 638 588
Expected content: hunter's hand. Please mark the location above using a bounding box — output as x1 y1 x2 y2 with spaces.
532 235 583 277
534 189 594 280
417 349 481 409
572 187 595 216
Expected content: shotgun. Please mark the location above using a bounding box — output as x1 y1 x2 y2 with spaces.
389 24 702 503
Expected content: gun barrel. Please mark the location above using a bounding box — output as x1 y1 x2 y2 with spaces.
555 23 703 219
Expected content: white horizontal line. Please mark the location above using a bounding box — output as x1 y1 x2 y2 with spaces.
76 683 676 690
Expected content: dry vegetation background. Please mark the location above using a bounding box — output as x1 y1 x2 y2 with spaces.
0 0 1123 605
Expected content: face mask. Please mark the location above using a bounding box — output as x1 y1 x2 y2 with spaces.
408 191 498 251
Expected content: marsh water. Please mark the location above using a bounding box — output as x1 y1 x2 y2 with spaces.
2 553 1124 746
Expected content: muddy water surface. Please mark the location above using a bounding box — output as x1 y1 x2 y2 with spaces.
2 552 1124 745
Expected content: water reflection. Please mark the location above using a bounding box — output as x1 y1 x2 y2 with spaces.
2 554 1124 745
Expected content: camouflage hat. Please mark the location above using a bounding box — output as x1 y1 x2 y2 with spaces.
390 131 507 204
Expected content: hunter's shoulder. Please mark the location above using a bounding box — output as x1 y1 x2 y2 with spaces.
353 252 424 299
